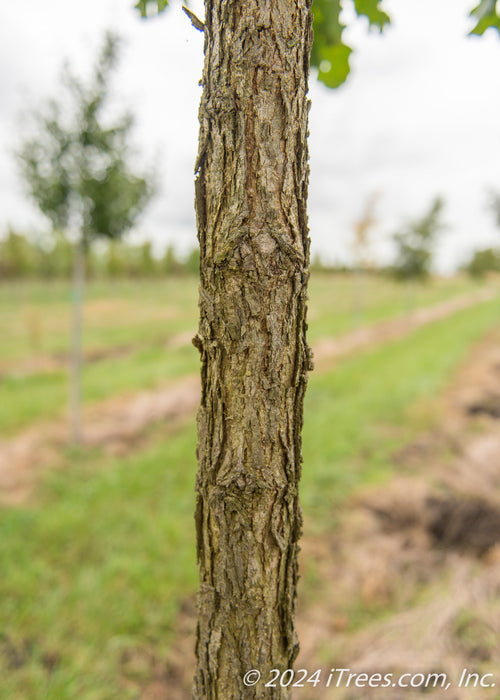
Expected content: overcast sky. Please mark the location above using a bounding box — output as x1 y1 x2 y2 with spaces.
1 0 499 272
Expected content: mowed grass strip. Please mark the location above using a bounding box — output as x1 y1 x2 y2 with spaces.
0 298 498 699
306 273 481 341
0 275 486 436
0 343 199 436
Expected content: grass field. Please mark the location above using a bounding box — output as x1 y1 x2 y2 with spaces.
0 273 485 436
0 274 479 364
0 274 499 699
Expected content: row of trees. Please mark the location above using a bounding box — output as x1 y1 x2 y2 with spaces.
3 213 499 280
0 230 199 278
315 194 500 279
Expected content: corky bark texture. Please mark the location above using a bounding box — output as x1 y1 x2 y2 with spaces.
193 1 313 697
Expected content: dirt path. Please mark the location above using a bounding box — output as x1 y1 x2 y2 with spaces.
312 286 495 369
0 288 496 505
0 330 194 378
0 376 200 505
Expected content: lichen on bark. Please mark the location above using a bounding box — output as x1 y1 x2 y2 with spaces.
193 2 313 697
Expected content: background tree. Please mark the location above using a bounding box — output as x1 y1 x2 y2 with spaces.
351 191 380 324
392 197 446 282
465 247 500 277
163 244 183 275
0 229 37 278
465 188 500 277
139 241 157 276
352 192 380 272
488 189 500 228
17 32 154 443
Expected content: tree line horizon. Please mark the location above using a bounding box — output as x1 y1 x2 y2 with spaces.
2 211 499 280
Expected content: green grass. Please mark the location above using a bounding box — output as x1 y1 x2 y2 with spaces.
0 274 489 435
306 273 482 340
0 427 198 700
0 295 498 698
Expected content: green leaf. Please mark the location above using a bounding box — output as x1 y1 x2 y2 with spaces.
470 0 496 19
134 0 147 17
312 0 344 47
311 0 347 87
317 44 353 88
470 13 500 34
311 0 390 89
469 0 500 35
134 0 168 18
353 0 390 31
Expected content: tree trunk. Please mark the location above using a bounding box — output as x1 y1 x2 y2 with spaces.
193 2 313 697
70 237 85 445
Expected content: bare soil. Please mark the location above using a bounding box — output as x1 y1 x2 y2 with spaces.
0 330 193 378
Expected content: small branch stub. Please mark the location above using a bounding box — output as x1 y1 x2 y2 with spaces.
182 5 205 32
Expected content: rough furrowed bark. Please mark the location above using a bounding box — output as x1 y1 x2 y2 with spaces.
193 1 313 698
